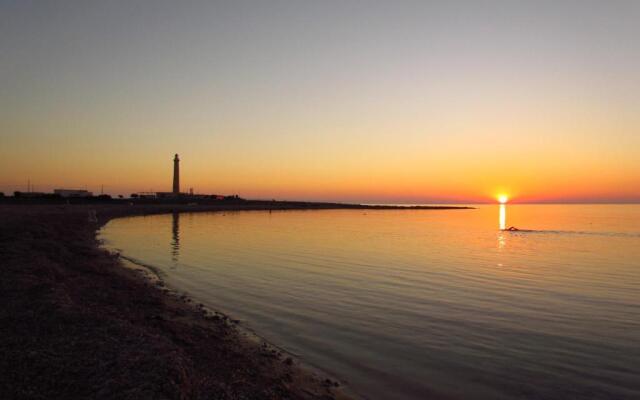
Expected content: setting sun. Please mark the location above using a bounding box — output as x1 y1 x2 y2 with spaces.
497 195 509 204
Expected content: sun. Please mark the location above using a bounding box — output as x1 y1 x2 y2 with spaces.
497 194 509 204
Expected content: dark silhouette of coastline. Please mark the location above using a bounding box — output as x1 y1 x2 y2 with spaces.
0 195 473 210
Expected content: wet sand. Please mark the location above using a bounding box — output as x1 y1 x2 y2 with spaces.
0 202 469 399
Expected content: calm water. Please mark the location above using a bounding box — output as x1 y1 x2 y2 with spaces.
99 205 640 399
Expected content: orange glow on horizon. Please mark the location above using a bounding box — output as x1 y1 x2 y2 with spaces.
1 3 640 204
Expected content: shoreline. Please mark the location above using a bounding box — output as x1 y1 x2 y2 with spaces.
112 254 351 397
0 201 470 399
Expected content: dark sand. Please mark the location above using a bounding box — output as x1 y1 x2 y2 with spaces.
0 202 469 399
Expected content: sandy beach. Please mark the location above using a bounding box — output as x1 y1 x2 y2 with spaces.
0 201 468 399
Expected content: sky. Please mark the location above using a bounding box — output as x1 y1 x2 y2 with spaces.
1 0 639 203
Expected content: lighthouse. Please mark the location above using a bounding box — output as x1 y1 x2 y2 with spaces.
173 154 180 195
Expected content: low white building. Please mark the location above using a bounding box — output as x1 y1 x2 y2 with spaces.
54 189 93 198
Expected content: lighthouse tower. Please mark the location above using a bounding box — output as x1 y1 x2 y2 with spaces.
173 154 180 195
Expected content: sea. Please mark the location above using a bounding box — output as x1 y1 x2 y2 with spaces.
99 204 640 400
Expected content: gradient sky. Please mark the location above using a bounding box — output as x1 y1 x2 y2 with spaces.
1 1 639 203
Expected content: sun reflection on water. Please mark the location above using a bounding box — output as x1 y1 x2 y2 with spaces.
498 204 507 249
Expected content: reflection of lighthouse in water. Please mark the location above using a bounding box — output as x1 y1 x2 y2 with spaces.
171 212 180 265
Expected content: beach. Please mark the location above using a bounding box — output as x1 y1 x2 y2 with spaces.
0 202 467 399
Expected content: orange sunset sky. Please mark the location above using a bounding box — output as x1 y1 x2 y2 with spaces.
1 2 639 203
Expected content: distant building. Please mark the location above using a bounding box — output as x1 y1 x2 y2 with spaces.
152 154 183 198
173 154 180 195
54 189 93 198
135 192 157 199
14 191 47 198
132 154 229 201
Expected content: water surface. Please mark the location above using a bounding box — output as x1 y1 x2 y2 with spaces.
100 205 640 399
